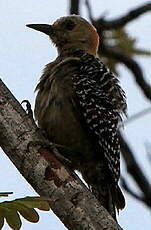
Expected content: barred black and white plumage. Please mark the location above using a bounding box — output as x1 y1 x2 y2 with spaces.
72 52 126 186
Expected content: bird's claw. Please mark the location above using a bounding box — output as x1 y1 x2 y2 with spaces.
27 141 72 167
21 100 34 119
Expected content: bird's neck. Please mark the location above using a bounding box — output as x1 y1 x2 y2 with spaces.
58 47 96 59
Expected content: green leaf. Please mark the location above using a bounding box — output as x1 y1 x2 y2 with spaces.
19 206 39 223
10 202 39 223
0 196 50 229
15 197 50 211
0 205 21 230
0 213 4 229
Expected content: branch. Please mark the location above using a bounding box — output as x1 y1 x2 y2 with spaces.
0 78 122 230
145 142 151 168
120 176 143 202
97 3 151 30
119 132 151 208
124 107 151 126
69 0 80 15
100 46 151 101
85 0 93 22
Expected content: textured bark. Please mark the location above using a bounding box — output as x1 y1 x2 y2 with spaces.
0 78 122 230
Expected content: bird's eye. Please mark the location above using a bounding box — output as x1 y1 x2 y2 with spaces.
65 21 76 31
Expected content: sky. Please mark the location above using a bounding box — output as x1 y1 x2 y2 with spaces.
0 0 151 229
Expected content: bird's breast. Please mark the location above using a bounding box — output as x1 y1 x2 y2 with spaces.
35 67 94 165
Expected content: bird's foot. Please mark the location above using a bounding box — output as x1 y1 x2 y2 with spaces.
21 100 34 120
27 140 72 167
49 143 72 167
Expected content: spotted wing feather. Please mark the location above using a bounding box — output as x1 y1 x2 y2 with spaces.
72 53 126 185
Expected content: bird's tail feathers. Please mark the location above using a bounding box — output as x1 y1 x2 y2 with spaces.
90 183 125 220
111 185 125 212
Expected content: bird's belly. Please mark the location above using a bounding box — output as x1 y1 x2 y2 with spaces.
43 101 94 164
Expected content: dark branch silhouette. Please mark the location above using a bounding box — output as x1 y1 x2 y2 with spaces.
100 46 151 101
96 3 151 29
120 176 143 202
119 132 151 209
85 0 93 21
69 0 80 15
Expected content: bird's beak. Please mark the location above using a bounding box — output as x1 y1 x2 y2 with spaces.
26 24 54 36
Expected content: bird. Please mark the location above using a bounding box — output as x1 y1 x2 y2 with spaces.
27 15 127 220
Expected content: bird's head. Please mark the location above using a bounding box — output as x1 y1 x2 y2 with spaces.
27 15 99 56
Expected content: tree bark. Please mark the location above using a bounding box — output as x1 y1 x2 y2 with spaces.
0 78 122 230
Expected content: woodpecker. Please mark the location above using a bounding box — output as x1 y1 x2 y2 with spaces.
27 15 126 219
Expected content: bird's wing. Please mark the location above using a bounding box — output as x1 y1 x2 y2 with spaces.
72 53 127 184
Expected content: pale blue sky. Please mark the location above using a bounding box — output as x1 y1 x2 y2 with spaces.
0 0 151 229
